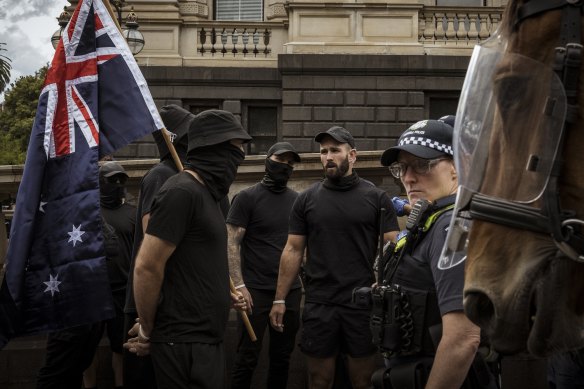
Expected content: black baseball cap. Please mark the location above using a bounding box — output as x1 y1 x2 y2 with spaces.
438 115 456 128
267 142 301 163
187 110 253 151
380 120 453 166
100 161 128 178
314 126 356 148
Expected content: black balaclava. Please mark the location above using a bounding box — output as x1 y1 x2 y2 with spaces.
100 174 126 209
185 142 245 201
261 159 293 193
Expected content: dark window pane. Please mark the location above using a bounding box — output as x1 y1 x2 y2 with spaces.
429 96 459 120
247 106 277 155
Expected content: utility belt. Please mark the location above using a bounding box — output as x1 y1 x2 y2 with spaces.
369 284 439 358
372 352 498 389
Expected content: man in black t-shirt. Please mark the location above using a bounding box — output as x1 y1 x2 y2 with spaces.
122 104 193 389
126 110 251 389
228 142 302 389
269 126 399 389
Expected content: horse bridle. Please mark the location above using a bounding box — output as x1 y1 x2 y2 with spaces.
458 0 584 262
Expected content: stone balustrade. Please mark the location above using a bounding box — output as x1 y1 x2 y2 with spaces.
419 6 504 47
197 26 273 57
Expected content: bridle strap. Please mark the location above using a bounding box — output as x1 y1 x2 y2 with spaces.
516 0 580 28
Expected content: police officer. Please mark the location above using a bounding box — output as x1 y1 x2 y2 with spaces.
378 119 496 389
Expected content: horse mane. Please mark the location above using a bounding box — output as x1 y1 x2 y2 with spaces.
500 0 520 37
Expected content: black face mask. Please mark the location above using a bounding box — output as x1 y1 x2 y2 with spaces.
261 158 293 193
100 181 125 209
185 142 245 201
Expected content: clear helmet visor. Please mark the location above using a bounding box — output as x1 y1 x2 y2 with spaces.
439 31 567 270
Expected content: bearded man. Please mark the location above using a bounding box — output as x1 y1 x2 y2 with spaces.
269 126 399 389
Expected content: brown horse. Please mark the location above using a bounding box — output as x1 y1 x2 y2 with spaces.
449 0 584 357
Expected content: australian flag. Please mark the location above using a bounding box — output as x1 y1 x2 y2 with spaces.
0 0 164 349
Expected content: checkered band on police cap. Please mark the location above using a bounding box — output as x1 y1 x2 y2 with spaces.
380 120 453 166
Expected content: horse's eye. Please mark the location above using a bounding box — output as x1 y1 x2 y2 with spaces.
493 75 529 122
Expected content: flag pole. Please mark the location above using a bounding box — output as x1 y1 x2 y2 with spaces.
101 0 257 342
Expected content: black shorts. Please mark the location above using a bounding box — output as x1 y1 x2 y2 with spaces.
300 302 376 358
150 342 225 389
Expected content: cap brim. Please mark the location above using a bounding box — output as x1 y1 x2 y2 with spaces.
380 145 447 166
102 171 129 178
314 133 355 148
314 132 343 144
273 149 301 162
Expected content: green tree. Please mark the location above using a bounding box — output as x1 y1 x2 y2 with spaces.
0 66 47 165
0 43 11 94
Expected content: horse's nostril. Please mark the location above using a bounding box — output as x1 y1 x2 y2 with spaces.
464 291 495 329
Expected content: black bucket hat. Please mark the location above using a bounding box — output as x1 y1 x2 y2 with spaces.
267 142 301 163
187 110 252 152
380 120 453 166
154 105 194 159
314 126 355 148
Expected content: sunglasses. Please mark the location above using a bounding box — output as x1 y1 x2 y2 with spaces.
388 157 450 179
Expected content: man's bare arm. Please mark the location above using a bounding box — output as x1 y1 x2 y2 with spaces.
142 213 150 234
269 234 306 332
133 233 176 335
227 223 247 286
274 234 306 301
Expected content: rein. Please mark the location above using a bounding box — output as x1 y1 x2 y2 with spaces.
464 0 584 262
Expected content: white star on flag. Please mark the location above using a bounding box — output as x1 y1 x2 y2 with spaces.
43 274 62 297
39 201 47 213
67 224 86 247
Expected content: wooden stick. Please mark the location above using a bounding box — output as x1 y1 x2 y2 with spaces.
230 279 258 342
102 0 257 342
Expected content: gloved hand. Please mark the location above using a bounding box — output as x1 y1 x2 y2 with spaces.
391 196 410 217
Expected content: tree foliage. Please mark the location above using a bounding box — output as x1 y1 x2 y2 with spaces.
0 66 48 165
0 43 11 94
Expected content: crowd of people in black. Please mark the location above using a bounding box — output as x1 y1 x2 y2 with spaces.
31 106 557 389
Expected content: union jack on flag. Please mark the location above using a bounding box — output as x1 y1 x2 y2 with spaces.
0 0 164 349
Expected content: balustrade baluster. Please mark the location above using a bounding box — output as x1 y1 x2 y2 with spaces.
242 28 249 56
253 29 260 57
211 28 217 55
423 12 436 43
232 28 239 55
489 13 501 37
445 12 456 41
456 13 468 41
221 28 228 56
199 28 206 55
263 29 271 56
467 13 479 41
434 12 446 41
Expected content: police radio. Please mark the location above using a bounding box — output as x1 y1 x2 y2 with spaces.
406 199 433 232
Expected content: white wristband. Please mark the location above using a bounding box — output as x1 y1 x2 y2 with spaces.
138 324 150 341
235 284 246 290
273 300 286 305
